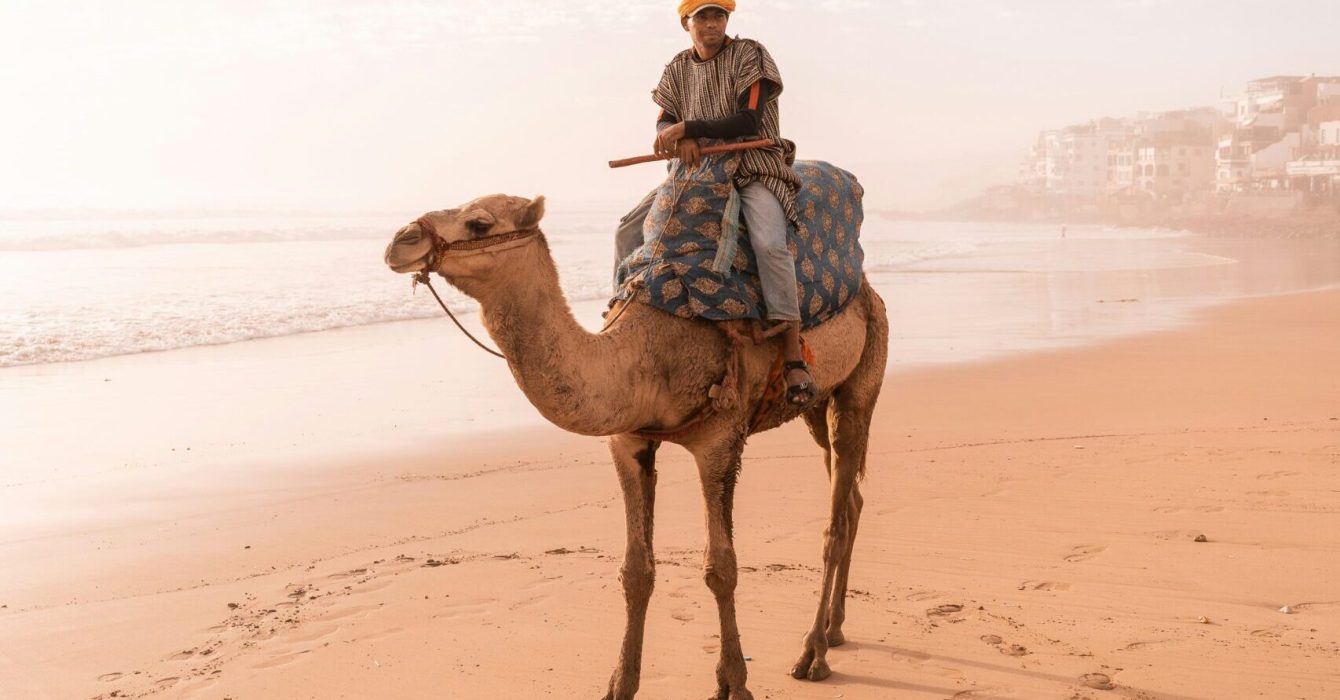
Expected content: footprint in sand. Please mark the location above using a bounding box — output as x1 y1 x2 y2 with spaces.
1019 580 1071 591
1080 672 1115 690
925 603 964 617
97 672 124 682
167 649 197 661
1122 639 1173 651
671 610 695 622
1064 545 1106 563
1256 470 1300 480
979 635 1027 656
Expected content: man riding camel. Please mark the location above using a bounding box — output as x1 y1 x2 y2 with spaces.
614 0 815 406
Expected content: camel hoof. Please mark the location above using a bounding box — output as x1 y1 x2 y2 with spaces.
826 628 846 647
790 652 832 682
707 689 754 700
789 655 811 680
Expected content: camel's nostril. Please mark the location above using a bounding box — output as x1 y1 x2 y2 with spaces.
396 225 424 245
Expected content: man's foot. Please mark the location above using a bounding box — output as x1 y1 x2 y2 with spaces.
784 360 816 407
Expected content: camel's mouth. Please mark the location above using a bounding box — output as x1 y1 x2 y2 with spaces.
385 222 434 274
388 258 427 274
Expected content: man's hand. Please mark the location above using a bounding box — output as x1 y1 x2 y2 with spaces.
676 137 702 169
654 122 687 158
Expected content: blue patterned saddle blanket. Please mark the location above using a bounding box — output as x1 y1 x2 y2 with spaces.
611 156 865 330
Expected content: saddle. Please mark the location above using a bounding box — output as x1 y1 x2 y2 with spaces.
611 154 865 330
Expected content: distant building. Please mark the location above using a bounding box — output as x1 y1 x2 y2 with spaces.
1217 126 1279 192
1108 139 1137 194
1220 75 1340 191
1135 107 1220 135
1026 120 1131 198
1135 132 1216 198
1286 102 1340 196
1019 74 1340 200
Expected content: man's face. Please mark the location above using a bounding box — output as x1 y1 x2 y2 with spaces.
682 8 729 51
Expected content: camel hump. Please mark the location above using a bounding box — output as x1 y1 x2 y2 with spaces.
612 156 865 330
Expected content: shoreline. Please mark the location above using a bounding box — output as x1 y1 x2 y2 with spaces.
2 288 1338 698
886 208 1340 240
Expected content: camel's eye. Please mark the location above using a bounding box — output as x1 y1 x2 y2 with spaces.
465 217 493 237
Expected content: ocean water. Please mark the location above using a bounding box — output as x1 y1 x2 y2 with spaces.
2 210 1337 369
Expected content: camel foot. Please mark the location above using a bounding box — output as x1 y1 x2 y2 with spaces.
789 649 832 682
825 628 846 647
708 686 755 700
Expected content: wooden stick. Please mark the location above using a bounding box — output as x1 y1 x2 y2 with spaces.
608 138 776 169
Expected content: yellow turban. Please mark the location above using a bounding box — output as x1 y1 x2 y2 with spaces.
679 0 735 18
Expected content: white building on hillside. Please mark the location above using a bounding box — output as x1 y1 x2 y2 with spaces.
1027 120 1132 197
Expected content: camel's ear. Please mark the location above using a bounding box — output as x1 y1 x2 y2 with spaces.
518 195 546 228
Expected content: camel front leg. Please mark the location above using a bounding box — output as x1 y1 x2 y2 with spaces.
603 436 660 700
694 436 754 700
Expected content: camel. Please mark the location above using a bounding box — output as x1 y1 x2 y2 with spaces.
384 193 888 700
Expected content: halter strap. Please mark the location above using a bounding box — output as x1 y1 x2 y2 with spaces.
411 220 544 360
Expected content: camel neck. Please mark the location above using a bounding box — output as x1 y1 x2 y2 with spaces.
475 241 643 436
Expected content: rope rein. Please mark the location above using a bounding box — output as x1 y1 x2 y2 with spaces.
411 222 544 361
413 271 506 359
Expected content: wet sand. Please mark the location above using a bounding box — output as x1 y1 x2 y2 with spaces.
2 287 1337 699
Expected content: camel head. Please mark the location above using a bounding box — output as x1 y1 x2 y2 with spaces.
384 194 546 283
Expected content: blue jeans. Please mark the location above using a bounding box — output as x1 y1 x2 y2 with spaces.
613 182 800 321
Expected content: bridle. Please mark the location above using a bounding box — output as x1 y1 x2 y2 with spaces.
410 217 544 359
415 215 543 272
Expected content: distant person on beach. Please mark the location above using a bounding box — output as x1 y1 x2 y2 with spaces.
613 0 814 405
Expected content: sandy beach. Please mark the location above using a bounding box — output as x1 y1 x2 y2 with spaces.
2 283 1337 699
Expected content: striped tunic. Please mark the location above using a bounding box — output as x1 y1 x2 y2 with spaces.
652 37 801 223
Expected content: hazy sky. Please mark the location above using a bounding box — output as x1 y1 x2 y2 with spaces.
1 0 1337 213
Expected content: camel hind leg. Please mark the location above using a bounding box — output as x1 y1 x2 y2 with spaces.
800 401 865 648
791 286 887 681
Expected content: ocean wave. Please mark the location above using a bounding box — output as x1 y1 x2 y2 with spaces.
0 222 392 251
0 282 616 368
5 217 1185 368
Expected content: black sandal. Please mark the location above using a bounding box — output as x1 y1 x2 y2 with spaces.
784 360 817 407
